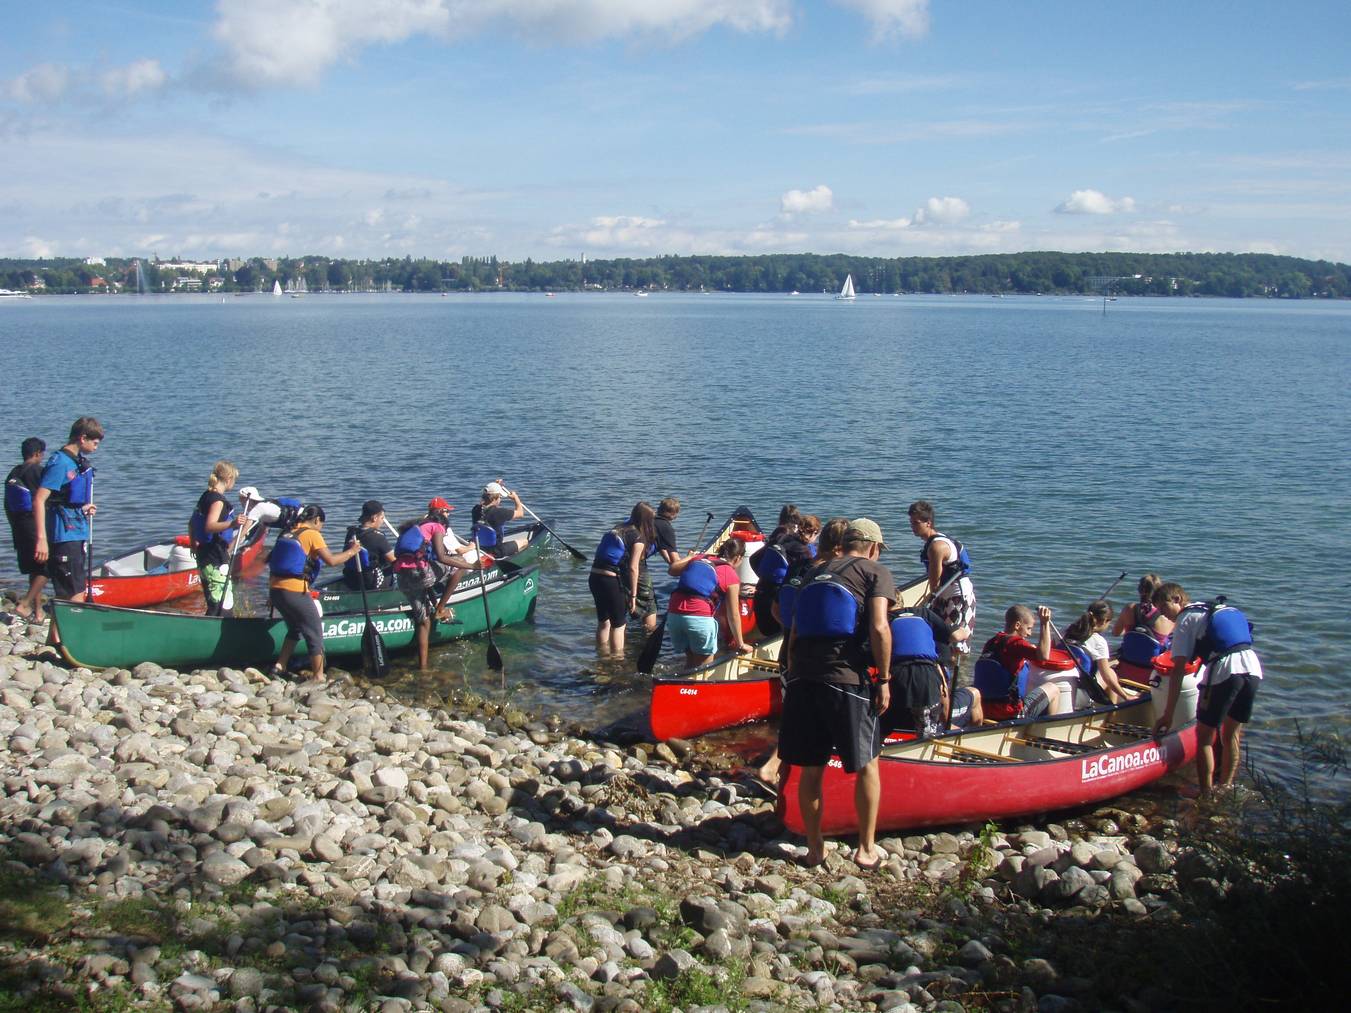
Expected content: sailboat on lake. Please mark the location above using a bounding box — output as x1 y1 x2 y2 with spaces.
836 274 856 301
271 280 282 297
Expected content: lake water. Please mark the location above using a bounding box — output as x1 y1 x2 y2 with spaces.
1 292 1348 793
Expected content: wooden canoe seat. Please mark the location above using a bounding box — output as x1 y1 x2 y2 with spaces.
932 742 1022 764
1020 735 1096 755
1119 678 1152 692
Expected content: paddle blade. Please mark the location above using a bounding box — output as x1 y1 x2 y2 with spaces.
362 622 390 679
636 615 667 674
486 638 504 672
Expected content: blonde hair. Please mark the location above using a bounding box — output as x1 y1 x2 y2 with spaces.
207 460 239 493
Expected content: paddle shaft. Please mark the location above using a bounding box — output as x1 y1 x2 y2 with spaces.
517 500 586 560
84 472 95 600
351 532 390 679
474 530 504 671
637 511 716 675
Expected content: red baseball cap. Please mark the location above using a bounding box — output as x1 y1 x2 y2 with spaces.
428 497 454 512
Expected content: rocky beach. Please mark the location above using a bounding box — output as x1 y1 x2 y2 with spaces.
0 597 1313 1011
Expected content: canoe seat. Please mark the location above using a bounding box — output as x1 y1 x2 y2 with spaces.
932 742 1022 764
103 558 145 577
1020 735 1096 755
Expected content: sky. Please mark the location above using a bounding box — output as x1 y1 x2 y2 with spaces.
3 0 1350 264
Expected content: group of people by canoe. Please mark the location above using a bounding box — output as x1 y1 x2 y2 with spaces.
6 422 1265 864
587 500 1265 869
2 417 534 680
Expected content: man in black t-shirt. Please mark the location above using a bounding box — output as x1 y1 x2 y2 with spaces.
779 518 895 872
343 500 396 590
471 480 524 555
4 437 47 619
635 497 681 631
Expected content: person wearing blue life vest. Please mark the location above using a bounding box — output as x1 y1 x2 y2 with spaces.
588 502 655 657
4 437 47 621
268 505 361 683
753 508 818 638
32 418 103 626
189 461 248 617
393 500 482 671
1060 600 1136 705
882 605 972 738
665 537 751 668
908 501 977 688
341 500 396 592
471 480 524 555
1152 582 1264 799
779 518 896 872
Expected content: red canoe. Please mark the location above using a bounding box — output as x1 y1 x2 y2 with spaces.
776 698 1198 835
648 570 931 742
87 524 268 608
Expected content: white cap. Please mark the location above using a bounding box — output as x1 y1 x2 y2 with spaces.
484 481 509 498
238 486 260 502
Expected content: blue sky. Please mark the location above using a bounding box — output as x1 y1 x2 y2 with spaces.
3 0 1349 263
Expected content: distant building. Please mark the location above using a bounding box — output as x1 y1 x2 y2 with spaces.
262 259 279 272
83 256 105 266
173 276 203 291
158 260 220 274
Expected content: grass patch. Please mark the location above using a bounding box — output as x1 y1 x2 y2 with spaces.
0 865 71 944
644 959 748 1013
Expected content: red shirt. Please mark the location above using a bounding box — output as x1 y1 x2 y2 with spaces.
670 557 739 617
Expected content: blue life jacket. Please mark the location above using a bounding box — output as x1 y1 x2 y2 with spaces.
343 547 372 581
752 543 791 585
270 530 319 583
4 478 33 514
593 529 626 569
471 523 499 549
266 496 303 529
50 453 95 507
972 633 1029 704
189 503 236 549
890 612 939 661
1188 598 1254 665
793 566 864 640
395 525 433 562
1118 628 1167 667
1068 643 1095 676
676 556 722 602
921 533 972 584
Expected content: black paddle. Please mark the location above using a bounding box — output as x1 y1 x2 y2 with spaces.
517 500 586 561
351 531 390 679
473 531 504 672
637 510 716 675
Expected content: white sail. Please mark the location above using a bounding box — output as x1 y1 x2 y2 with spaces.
836 274 856 300
271 280 282 296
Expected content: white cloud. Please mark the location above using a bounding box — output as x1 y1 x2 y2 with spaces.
848 217 911 230
212 0 795 87
1292 77 1351 91
844 72 965 95
5 63 71 103
20 236 57 258
913 195 969 224
833 0 929 39
363 209 385 227
101 59 168 97
780 185 834 215
1055 189 1136 215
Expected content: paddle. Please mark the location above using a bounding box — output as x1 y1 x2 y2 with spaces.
351 530 390 679
473 529 504 672
637 510 715 675
222 490 255 614
516 499 586 561
83 469 95 601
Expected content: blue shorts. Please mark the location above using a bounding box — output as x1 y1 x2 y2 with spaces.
668 613 718 655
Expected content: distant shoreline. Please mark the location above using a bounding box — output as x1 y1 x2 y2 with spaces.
4 250 1349 299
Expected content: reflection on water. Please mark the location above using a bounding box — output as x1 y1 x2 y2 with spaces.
1 293 1348 795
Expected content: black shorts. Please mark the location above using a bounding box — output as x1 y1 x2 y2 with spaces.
270 587 325 656
778 679 882 775
752 583 782 637
633 569 657 621
1197 673 1259 727
47 540 88 598
11 522 39 575
589 571 628 626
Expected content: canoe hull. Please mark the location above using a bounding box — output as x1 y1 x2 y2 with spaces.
87 526 268 608
776 700 1198 835
54 566 539 671
647 570 931 741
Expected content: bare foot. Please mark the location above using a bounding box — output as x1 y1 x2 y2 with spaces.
801 848 826 869
853 847 883 871
756 758 781 784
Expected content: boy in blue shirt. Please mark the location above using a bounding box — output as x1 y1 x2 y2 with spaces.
33 417 103 607
4 437 47 620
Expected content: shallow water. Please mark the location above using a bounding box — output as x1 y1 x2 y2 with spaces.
1 292 1348 793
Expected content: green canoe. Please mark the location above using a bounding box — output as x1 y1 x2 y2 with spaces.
53 565 540 671
313 519 554 613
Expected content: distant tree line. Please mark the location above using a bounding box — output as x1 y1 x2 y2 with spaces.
3 250 1348 298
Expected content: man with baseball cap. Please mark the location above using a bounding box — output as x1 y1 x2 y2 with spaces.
779 517 895 871
471 479 524 554
341 500 396 591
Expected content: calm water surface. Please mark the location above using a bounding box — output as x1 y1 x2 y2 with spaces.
1 293 1348 792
